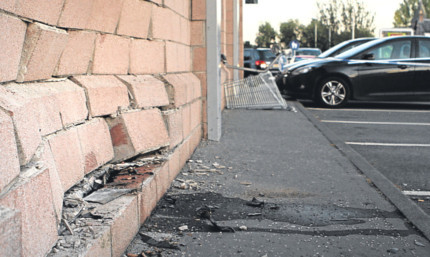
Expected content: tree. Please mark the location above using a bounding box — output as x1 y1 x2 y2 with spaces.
279 19 303 46
255 22 277 48
393 0 430 27
317 0 374 48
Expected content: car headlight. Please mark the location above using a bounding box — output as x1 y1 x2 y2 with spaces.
291 66 315 75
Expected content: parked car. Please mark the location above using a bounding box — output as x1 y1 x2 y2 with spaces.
276 36 430 108
319 37 376 58
244 48 279 77
284 48 321 64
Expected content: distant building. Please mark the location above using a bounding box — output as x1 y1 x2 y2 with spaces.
412 0 430 35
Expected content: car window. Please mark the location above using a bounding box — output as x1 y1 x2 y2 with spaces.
258 50 276 60
244 50 252 61
418 40 430 58
364 40 411 60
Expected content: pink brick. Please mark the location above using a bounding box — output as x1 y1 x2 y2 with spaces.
193 46 207 72
185 72 202 100
191 99 202 130
0 168 58 257
168 148 181 181
166 42 191 72
0 206 21 256
163 73 187 107
55 31 96 76
72 75 129 117
107 109 169 162
0 87 41 165
195 72 207 98
190 124 202 150
139 177 157 224
38 142 64 224
182 104 192 138
192 0 206 20
165 0 188 17
110 196 138 257
163 109 183 149
152 6 173 41
15 0 64 25
179 139 190 167
149 0 162 5
191 20 205 46
117 0 151 38
83 226 112 257
180 17 191 45
92 34 130 75
155 163 170 202
47 128 85 192
180 73 195 102
117 75 169 108
0 14 26 83
5 80 88 135
0 111 20 193
0 0 15 13
77 119 114 174
17 23 68 82
58 0 93 29
130 39 165 74
86 0 125 33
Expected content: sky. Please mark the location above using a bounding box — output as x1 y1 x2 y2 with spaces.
243 0 404 43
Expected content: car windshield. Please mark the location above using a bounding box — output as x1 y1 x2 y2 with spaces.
335 38 387 59
258 50 276 61
318 38 373 58
296 49 321 56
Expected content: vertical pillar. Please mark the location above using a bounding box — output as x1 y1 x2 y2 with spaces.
206 0 222 141
233 0 239 81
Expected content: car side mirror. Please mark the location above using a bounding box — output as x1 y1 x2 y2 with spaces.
362 53 375 60
244 56 251 61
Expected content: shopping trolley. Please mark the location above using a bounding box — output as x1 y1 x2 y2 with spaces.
221 48 293 110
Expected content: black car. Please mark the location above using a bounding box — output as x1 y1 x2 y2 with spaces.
244 48 278 77
318 37 375 58
276 36 430 107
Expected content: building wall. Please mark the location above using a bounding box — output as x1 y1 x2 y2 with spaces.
0 0 245 256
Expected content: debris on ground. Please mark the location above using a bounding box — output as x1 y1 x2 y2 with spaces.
139 233 181 250
197 205 235 233
246 197 265 208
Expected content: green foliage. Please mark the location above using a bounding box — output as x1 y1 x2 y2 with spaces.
279 20 303 46
393 0 430 27
249 0 375 51
255 22 277 48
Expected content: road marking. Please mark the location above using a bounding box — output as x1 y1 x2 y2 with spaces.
403 191 430 196
346 142 430 147
321 120 430 126
308 108 430 113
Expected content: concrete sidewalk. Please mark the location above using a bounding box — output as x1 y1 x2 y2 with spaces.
125 102 430 257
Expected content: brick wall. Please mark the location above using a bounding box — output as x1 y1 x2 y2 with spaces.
0 0 229 256
0 0 242 256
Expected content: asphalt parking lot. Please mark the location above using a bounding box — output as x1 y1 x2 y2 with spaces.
301 100 430 215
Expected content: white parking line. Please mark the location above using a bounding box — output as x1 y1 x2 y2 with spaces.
346 142 430 147
403 191 430 196
308 108 430 113
321 120 430 126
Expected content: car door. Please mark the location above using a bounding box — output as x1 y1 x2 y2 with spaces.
411 38 430 99
355 39 415 100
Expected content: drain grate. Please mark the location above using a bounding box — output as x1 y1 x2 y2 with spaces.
224 72 288 110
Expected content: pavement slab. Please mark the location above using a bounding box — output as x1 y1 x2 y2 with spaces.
125 104 430 257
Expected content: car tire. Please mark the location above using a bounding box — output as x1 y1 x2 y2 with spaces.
315 77 350 108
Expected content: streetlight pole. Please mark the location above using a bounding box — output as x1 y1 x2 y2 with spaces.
314 20 318 48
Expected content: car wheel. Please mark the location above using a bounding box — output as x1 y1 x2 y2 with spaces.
316 77 349 108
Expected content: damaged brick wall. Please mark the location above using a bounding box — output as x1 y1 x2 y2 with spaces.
0 0 223 256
